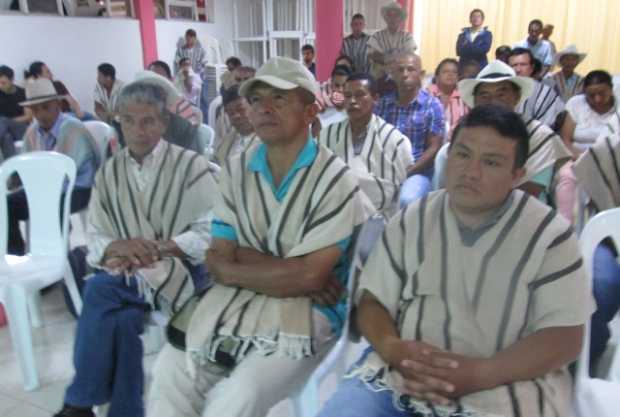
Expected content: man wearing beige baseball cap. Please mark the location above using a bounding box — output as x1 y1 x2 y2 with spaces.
147 57 374 417
6 77 99 255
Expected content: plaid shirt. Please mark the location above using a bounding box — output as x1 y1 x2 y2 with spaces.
375 89 445 177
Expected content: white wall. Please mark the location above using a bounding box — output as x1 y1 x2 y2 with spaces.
155 0 235 70
0 14 143 113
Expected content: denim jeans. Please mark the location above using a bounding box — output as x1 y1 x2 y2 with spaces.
64 273 150 417
590 243 620 369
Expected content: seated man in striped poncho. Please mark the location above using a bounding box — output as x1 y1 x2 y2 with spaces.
318 72 413 216
54 80 219 417
148 57 373 417
319 105 592 417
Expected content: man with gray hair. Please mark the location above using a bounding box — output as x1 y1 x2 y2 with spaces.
53 80 219 417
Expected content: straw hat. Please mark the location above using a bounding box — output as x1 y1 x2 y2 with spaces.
381 2 407 21
125 70 182 107
554 44 587 66
19 78 66 106
457 60 536 108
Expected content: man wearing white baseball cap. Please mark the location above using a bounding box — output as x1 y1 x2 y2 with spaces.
456 59 571 204
147 57 373 417
7 77 99 255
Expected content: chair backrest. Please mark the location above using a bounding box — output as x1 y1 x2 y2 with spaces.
577 207 620 381
198 123 216 158
432 142 450 190
0 152 76 259
83 120 118 159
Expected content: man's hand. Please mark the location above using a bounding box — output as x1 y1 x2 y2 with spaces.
420 351 495 398
310 274 344 305
383 338 458 406
330 91 345 108
103 239 160 270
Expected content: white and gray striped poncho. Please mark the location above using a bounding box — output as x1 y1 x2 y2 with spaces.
318 114 413 216
516 81 565 128
351 189 592 417
367 28 417 78
186 141 374 368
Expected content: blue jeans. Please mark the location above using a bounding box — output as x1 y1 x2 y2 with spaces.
590 243 620 368
399 174 432 207
64 273 150 417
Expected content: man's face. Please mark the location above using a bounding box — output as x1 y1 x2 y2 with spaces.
384 9 402 31
180 61 192 74
185 35 196 47
0 75 13 93
247 85 315 145
392 55 422 93
97 71 113 89
331 74 348 95
344 80 375 123
120 101 168 160
473 81 521 110
302 49 314 65
41 65 53 80
527 23 542 43
585 82 614 115
224 97 254 135
470 11 483 27
29 100 61 130
351 18 365 35
233 68 254 85
446 126 524 215
509 53 534 77
559 55 579 73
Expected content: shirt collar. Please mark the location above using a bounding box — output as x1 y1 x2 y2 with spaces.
428 84 461 99
36 112 66 140
454 191 515 234
126 138 166 168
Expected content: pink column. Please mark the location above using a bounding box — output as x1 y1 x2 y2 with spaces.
314 0 344 82
134 0 158 67
398 0 415 33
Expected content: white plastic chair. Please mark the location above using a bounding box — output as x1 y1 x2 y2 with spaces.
432 142 450 190
0 151 81 391
574 208 620 416
83 120 119 160
198 123 216 159
289 214 386 417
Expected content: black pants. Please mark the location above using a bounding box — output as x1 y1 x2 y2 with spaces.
7 187 92 255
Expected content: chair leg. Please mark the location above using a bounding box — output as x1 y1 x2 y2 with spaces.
64 263 83 316
27 291 43 328
4 285 40 391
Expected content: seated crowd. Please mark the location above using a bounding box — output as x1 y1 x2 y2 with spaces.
0 2 619 417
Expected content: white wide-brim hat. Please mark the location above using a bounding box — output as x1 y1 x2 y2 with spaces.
381 2 407 21
126 70 182 108
458 60 536 108
19 78 66 107
554 44 587 67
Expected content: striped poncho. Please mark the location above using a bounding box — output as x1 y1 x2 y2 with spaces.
211 130 259 166
318 114 413 215
352 189 592 417
88 141 219 313
574 116 620 211
516 81 564 128
367 28 417 79
186 140 374 368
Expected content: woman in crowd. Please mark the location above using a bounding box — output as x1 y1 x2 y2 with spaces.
427 58 469 139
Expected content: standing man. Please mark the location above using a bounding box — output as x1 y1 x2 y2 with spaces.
544 45 587 103
513 19 554 76
317 104 591 417
174 28 207 75
341 13 371 74
147 56 373 417
93 63 124 124
301 44 316 77
0 65 31 159
319 73 413 215
367 2 417 80
375 52 444 206
455 8 493 70
509 47 564 128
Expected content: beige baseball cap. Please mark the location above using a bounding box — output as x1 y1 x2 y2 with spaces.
239 57 319 99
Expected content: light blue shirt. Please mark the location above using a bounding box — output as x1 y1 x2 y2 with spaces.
212 138 352 335
514 38 554 66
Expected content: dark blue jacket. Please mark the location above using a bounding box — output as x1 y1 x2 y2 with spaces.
456 27 492 69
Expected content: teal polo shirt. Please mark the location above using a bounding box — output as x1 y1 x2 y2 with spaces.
212 138 351 335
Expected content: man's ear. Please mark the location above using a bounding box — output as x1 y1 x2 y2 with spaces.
512 166 526 186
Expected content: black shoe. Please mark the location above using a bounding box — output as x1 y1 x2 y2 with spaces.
52 404 95 417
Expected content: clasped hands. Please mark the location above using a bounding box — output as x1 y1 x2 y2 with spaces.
385 338 496 406
102 238 163 275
